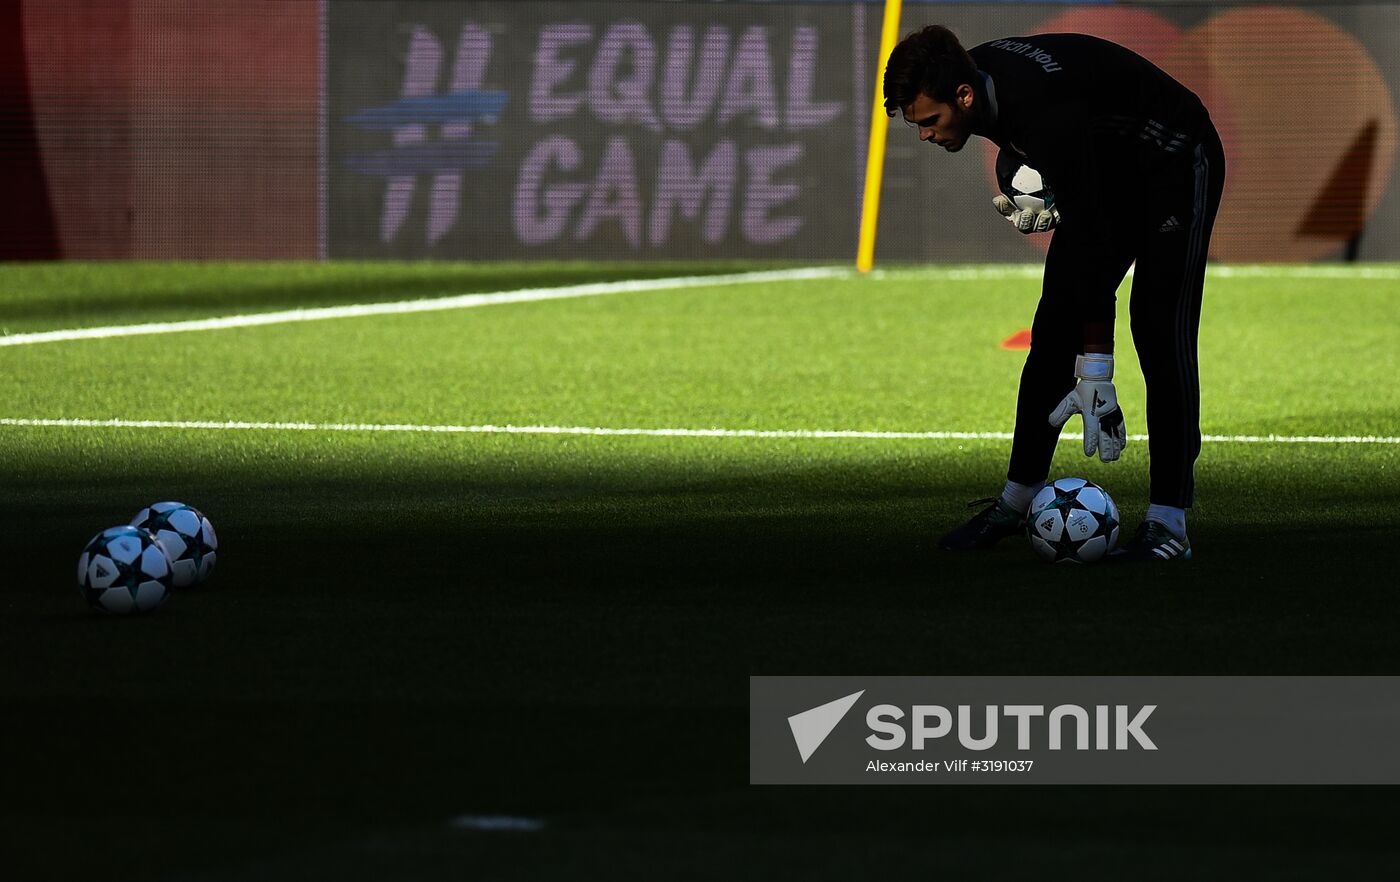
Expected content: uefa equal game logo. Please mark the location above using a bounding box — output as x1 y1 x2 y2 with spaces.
336 13 852 257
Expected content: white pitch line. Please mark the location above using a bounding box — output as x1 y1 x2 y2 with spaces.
3 418 1398 445
865 265 1044 281
0 266 849 348
866 264 1400 281
1208 265 1400 280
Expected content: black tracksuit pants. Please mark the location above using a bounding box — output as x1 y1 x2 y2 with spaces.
1007 124 1226 509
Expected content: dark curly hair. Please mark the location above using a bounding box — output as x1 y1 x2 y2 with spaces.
882 25 978 116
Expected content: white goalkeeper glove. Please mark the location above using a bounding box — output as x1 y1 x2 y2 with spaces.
992 194 1060 234
1049 353 1127 462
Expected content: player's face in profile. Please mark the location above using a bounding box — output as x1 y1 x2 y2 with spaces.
902 86 974 152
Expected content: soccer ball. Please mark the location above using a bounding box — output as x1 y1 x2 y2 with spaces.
77 526 173 613
1027 478 1121 564
131 501 218 588
1006 164 1054 213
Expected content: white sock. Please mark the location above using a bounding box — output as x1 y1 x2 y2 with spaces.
1000 480 1044 514
1145 504 1187 539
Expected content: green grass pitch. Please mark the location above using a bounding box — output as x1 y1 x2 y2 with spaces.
3 261 1400 878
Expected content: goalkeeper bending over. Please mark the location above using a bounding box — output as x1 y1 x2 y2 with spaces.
883 26 1226 562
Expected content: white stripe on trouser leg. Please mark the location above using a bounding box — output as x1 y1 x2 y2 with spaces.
1171 141 1211 506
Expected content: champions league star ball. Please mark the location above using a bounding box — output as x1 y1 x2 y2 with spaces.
131 501 218 588
1006 164 1054 214
77 526 173 614
1027 478 1121 564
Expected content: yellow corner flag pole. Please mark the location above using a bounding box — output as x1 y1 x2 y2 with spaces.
856 0 903 273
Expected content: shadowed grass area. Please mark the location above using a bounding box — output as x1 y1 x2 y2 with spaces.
5 429 1400 879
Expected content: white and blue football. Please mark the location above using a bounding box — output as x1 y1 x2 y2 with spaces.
131 501 218 588
1007 164 1054 213
77 526 173 613
1027 478 1120 564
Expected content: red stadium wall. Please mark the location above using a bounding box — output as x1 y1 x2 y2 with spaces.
6 1 1400 262
0 0 60 259
18 0 319 259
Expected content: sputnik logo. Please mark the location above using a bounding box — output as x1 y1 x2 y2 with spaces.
344 24 507 245
787 690 864 763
